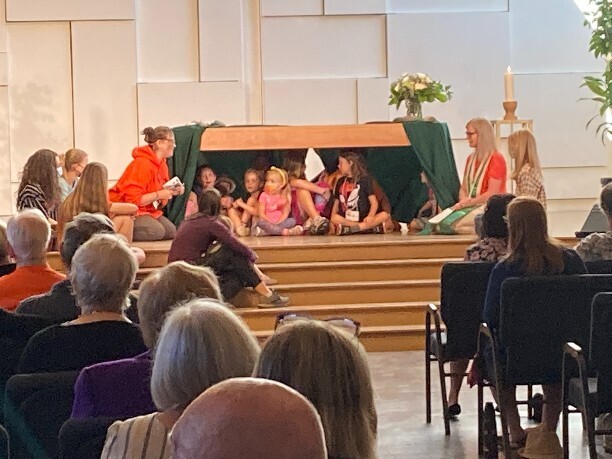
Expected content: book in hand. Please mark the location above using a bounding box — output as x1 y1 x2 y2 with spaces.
427 207 454 225
163 177 183 189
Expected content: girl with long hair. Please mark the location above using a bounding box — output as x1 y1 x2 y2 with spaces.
483 197 586 447
228 169 263 237
508 129 546 206
59 148 89 201
17 149 62 225
331 150 389 235
58 162 139 244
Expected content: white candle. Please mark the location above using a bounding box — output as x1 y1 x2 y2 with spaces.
504 66 514 101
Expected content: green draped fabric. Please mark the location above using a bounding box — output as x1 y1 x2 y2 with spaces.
167 121 460 226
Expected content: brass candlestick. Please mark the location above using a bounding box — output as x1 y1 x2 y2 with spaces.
503 100 517 120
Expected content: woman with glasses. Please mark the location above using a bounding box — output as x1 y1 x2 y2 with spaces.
254 318 377 459
428 118 507 235
59 148 89 201
109 126 184 241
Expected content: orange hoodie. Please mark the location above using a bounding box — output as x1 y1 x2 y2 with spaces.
109 145 170 218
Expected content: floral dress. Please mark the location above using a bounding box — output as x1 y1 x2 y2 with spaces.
464 237 508 262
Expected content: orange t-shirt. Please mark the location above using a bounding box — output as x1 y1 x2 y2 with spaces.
0 265 65 311
464 151 507 195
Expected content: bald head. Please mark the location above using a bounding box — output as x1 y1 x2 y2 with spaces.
171 378 327 459
7 209 50 265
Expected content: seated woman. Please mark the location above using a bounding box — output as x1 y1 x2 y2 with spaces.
18 234 147 374
508 129 546 206
17 149 62 227
168 189 289 307
575 183 612 261
283 151 330 235
59 148 88 201
430 118 507 235
109 126 184 242
254 319 377 459
58 162 140 245
71 261 223 419
101 299 260 459
483 197 586 447
445 193 515 419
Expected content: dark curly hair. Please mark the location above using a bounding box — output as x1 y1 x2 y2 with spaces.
482 193 515 239
601 183 612 218
18 149 61 209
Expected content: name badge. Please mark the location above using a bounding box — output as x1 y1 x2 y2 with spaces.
346 209 360 222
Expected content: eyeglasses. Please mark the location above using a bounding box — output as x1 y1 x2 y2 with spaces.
466 131 477 137
274 313 361 338
163 138 176 145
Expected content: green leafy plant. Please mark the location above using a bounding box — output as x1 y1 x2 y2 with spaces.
581 0 611 142
388 73 452 110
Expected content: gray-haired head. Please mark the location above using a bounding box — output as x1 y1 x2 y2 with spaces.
7 209 51 266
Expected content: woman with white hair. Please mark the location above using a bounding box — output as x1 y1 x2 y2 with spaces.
101 299 260 459
18 234 146 373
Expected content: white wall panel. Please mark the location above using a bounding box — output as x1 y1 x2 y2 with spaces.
264 79 357 125
0 88 11 215
8 22 73 182
387 12 510 139
138 82 247 129
510 0 601 74
199 0 243 81
357 78 390 123
324 0 385 15
72 21 138 180
6 0 134 21
0 0 6 53
516 73 606 168
386 0 507 13
0 54 7 86
136 0 199 83
261 0 323 17
542 167 605 200
262 16 386 79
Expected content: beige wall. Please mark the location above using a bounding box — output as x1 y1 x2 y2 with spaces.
0 0 609 235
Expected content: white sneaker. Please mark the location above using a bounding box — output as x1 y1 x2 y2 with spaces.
286 225 304 236
252 227 267 237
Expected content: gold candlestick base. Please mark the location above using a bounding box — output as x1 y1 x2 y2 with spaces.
503 100 518 120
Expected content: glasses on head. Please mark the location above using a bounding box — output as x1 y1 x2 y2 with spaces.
274 313 361 338
466 131 477 137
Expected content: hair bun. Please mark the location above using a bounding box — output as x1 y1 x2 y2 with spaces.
141 127 156 144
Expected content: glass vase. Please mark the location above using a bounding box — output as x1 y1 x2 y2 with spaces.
405 98 423 119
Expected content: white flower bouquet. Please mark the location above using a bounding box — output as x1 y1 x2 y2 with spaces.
389 73 452 118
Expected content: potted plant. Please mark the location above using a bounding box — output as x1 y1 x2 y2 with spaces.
388 73 452 119
582 0 611 142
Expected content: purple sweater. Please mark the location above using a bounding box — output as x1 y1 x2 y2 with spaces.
168 215 257 264
71 351 156 419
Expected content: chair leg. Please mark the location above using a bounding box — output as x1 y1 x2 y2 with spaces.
478 383 484 455
527 384 533 420
562 400 570 459
581 387 597 459
425 348 432 424
437 358 451 435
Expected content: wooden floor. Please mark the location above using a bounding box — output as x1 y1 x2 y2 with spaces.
48 233 579 352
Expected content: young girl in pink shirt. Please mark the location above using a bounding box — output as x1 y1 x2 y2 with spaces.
253 167 303 237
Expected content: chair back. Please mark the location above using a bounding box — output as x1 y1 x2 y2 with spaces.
59 417 118 459
499 274 612 385
440 262 495 359
585 260 612 274
4 371 79 459
589 292 612 413
0 423 9 459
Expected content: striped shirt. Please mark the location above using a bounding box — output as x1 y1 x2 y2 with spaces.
17 183 57 220
101 413 170 459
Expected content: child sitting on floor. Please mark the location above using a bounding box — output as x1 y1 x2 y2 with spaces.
253 167 303 237
331 150 390 235
228 169 263 237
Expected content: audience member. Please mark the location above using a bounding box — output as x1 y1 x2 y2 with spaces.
255 319 377 458
17 149 62 225
228 168 263 237
575 183 612 261
171 377 327 459
16 213 114 322
58 162 139 245
0 219 16 277
72 261 222 419
109 126 184 241
0 209 65 311
18 234 146 373
169 189 288 307
59 148 88 201
508 129 546 206
483 197 587 447
101 300 260 459
283 150 330 235
331 150 389 235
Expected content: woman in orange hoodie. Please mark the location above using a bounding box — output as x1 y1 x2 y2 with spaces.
109 126 184 241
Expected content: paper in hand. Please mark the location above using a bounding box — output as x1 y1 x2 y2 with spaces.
163 177 182 189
